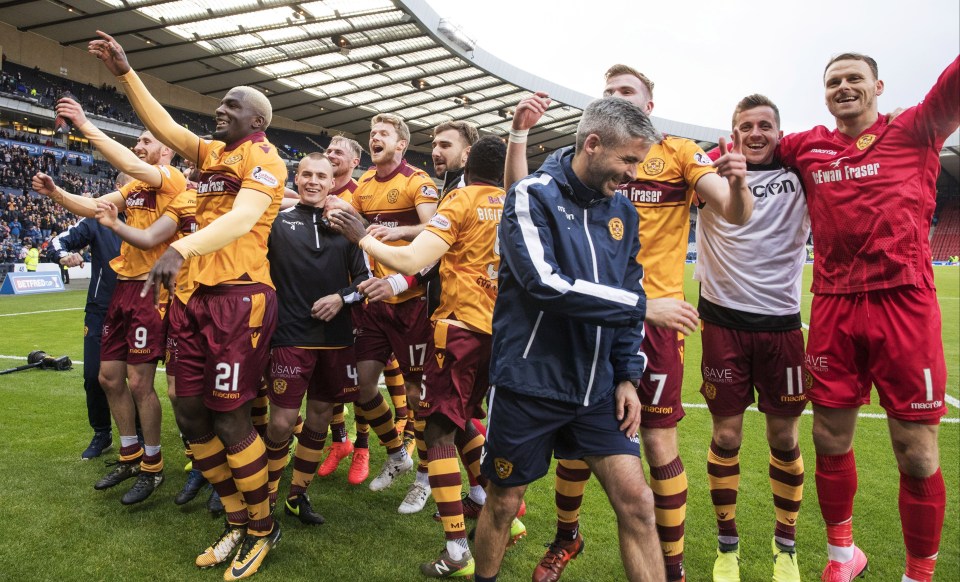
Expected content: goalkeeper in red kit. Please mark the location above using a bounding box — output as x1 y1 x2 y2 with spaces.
778 54 958 582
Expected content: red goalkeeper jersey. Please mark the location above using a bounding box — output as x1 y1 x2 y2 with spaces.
779 56 959 295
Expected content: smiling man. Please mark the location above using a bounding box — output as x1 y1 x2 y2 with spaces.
777 54 958 582
473 97 700 582
336 113 438 496
89 30 288 580
31 96 184 506
695 95 810 582
262 153 369 527
504 64 752 582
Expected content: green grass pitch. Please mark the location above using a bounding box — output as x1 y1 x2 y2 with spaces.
0 265 956 581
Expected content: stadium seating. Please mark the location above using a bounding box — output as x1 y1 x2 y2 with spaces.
931 196 960 260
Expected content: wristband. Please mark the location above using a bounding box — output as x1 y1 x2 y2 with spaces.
386 273 409 296
508 128 529 144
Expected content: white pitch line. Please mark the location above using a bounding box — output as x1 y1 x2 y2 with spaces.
0 307 83 317
684 402 959 424
1 352 955 424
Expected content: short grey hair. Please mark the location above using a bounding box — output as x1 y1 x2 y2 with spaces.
575 97 661 153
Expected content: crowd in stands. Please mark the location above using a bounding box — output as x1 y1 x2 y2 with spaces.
2 58 435 169
0 141 118 264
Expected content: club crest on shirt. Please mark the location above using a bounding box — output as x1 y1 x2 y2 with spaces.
855 134 876 150
704 382 716 400
224 154 243 165
608 217 624 241
643 157 665 175
273 378 287 395
494 458 513 479
387 188 400 204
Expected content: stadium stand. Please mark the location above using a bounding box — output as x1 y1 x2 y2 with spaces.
931 192 960 261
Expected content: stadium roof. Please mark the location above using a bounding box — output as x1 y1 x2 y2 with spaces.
1 0 957 178
0 0 726 165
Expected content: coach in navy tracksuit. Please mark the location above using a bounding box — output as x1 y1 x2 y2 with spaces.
474 98 700 582
49 216 121 460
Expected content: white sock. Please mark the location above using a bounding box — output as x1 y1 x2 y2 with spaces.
445 538 469 561
415 470 430 487
389 448 406 461
469 485 486 504
903 576 921 582
144 444 161 456
827 543 854 563
119 435 139 448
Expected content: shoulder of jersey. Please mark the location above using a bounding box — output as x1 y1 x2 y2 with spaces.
358 168 377 183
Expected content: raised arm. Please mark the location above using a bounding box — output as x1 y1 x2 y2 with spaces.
55 97 163 187
327 209 449 275
32 172 125 218
89 31 201 163
96 199 177 250
366 200 438 242
696 130 752 225
503 92 551 189
142 187 271 300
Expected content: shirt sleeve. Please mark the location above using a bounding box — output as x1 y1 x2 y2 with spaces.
424 191 466 247
910 56 960 146
679 139 718 194
241 145 287 199
412 172 440 206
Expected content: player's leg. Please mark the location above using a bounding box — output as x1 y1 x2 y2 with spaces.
707 414 744 582
699 321 757 581
765 414 803 581
200 284 280 580
476 386 558 581
888 419 944 582
318 402 353 477
753 327 807 581
807 293 869 580
587 454 665 581
868 287 947 582
353 303 408 487
115 287 168 504
93 360 144 489
456 418 487 515
420 414 472 576
285 348 355 524
419 323 494 577
94 289 143 489
282 397 332 525
123 361 163 504
81 312 112 460
637 326 688 581
812 406 862 575
263 346 313 508
474 482 527 582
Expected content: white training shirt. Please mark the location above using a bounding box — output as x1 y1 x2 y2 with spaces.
694 164 810 316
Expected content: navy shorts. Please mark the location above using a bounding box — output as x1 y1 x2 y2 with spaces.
481 386 641 487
